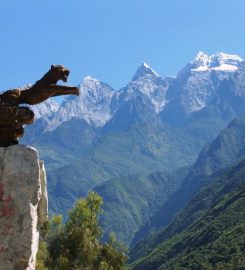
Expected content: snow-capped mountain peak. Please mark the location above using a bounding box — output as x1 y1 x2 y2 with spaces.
132 62 160 81
79 76 101 90
178 51 244 116
45 77 115 131
32 51 245 133
83 76 99 82
193 51 210 67
122 63 167 113
191 51 243 72
210 52 243 71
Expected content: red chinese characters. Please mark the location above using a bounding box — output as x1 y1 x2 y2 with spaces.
0 184 15 218
0 183 15 238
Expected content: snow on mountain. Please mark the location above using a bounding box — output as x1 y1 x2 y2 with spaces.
176 52 244 115
45 76 115 131
232 61 245 98
120 63 168 113
32 52 244 131
132 62 160 81
191 51 243 72
180 69 216 115
29 99 59 119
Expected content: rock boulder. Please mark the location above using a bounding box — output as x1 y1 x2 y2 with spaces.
0 145 48 270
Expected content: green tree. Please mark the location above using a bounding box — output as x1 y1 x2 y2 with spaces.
37 192 127 270
36 241 48 270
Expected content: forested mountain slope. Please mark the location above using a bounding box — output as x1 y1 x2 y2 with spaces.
132 115 245 245
130 159 245 270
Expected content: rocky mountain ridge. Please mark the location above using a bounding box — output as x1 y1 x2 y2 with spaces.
30 51 244 132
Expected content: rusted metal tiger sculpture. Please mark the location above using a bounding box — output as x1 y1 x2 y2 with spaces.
0 65 79 147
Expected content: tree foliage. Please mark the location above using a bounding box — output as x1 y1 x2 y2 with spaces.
37 192 127 270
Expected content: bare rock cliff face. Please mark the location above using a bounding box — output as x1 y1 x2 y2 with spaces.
0 145 48 270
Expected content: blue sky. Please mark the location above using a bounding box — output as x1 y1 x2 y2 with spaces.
1 0 245 95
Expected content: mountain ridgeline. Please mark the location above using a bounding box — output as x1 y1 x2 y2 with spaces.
21 52 245 251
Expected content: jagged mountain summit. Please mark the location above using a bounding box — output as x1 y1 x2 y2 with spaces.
45 76 115 131
190 51 243 72
115 62 169 116
162 51 244 120
132 62 160 81
31 51 244 133
39 62 169 132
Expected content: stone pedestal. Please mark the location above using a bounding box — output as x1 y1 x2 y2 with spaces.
0 145 48 270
